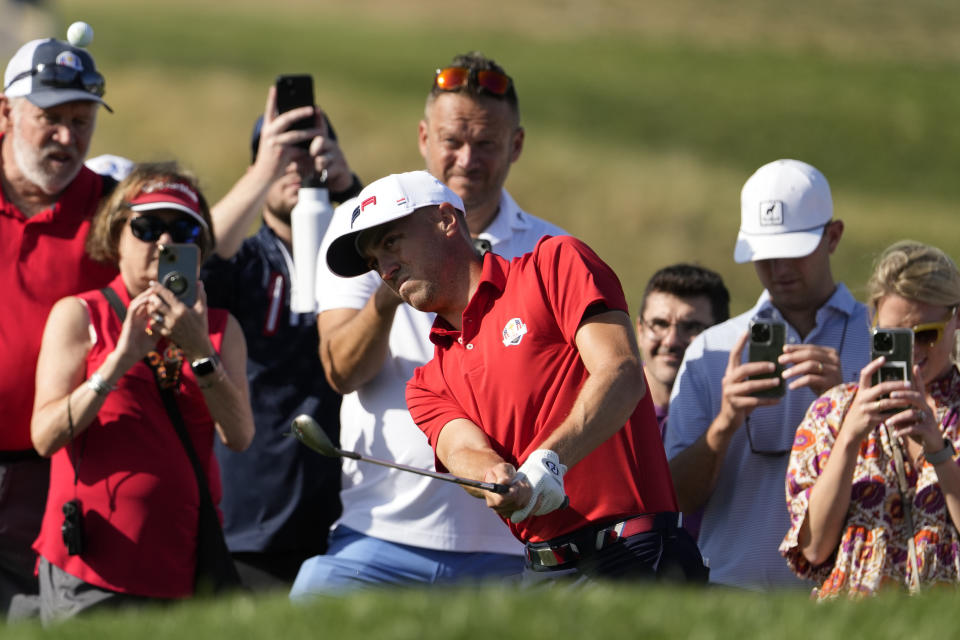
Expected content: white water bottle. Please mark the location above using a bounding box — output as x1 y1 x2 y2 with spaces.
290 174 334 314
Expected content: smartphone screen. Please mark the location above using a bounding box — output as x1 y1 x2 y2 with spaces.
157 243 198 307
275 74 314 149
748 320 786 397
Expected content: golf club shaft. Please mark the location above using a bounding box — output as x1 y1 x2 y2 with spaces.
337 447 509 494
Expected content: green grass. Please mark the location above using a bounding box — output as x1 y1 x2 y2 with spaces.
3 582 956 639
3 1 960 634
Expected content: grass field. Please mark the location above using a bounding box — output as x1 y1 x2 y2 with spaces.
4 1 960 634
3 581 955 640
27 0 960 314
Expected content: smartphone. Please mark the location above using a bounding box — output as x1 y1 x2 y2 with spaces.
748 319 786 397
275 74 314 150
871 328 913 413
157 243 198 307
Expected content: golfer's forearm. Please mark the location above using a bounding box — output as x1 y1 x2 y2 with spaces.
537 362 642 468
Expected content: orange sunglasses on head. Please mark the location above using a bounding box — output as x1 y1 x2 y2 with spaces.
434 66 512 95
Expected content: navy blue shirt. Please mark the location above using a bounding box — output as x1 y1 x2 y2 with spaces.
202 224 342 554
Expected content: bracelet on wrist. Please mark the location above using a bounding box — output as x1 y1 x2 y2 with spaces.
85 372 116 396
923 438 957 465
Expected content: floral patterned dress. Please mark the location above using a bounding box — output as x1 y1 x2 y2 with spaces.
780 367 960 599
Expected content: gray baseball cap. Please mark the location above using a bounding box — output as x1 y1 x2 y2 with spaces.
3 38 112 112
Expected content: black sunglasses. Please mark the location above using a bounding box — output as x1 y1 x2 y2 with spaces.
4 63 105 97
129 215 203 245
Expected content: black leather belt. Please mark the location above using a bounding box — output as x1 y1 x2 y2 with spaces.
525 512 681 570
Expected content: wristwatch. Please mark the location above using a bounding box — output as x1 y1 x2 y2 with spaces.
923 438 957 465
190 353 221 377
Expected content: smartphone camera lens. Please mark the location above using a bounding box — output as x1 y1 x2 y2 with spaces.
873 331 894 354
162 271 188 296
751 322 771 344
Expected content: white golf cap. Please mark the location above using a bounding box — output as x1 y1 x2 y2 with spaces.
733 159 833 263
325 170 465 278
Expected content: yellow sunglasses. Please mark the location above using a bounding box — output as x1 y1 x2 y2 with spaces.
872 307 956 347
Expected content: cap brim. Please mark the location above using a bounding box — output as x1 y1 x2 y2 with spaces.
27 89 113 113
326 230 370 278
130 202 209 231
733 227 824 263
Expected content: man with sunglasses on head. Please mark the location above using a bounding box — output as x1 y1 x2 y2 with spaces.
663 159 871 590
0 36 116 618
198 85 361 591
291 52 566 596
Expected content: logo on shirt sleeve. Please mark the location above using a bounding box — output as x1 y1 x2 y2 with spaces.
502 318 528 346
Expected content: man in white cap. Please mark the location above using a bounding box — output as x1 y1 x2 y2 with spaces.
0 35 115 617
664 159 871 590
311 170 705 585
293 53 566 595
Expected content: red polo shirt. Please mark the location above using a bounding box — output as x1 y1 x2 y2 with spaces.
407 235 677 543
0 141 117 451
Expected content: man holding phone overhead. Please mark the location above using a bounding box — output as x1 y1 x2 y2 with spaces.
199 78 362 591
664 159 871 590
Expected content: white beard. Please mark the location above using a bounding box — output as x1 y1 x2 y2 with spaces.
10 124 82 196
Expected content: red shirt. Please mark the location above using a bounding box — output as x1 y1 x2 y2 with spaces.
0 143 117 450
407 236 677 543
34 276 228 598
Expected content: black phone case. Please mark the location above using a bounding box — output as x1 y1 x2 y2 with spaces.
275 74 314 139
748 320 786 398
871 328 913 413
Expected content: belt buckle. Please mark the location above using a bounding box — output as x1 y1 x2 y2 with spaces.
527 541 580 568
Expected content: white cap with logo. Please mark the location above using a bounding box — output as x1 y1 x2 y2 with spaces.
325 170 465 278
733 159 832 264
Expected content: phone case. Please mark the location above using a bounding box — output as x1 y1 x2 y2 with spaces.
157 243 199 307
748 320 786 398
275 74 314 137
871 328 913 412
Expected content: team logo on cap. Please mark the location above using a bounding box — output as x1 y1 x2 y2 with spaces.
758 200 784 227
55 51 83 71
502 318 528 347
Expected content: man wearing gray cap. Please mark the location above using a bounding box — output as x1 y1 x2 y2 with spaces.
0 35 115 617
664 159 871 590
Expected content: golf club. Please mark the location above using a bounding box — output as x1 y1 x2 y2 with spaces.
290 414 509 494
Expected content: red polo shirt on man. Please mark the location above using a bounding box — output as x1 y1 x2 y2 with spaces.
0 144 117 451
407 235 677 544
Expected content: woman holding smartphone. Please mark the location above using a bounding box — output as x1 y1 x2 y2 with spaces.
780 240 960 599
30 162 254 622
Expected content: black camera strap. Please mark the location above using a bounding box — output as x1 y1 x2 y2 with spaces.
99 287 242 593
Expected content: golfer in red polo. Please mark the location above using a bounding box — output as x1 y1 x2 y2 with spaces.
324 170 707 582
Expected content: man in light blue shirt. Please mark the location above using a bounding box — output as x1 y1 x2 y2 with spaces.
664 159 871 589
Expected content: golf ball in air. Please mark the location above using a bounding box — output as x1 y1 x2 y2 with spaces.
67 21 94 47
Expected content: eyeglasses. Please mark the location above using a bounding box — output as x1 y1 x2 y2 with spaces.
744 416 791 457
871 307 957 348
4 63 105 97
912 308 957 347
433 66 512 96
129 215 203 245
642 317 708 341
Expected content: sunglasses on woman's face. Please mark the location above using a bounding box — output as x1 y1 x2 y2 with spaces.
128 215 203 245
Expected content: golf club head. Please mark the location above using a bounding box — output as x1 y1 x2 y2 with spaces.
290 414 340 457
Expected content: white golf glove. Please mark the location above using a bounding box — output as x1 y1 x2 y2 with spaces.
509 449 568 523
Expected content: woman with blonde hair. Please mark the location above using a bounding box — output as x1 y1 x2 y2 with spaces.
30 162 254 622
781 240 960 598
